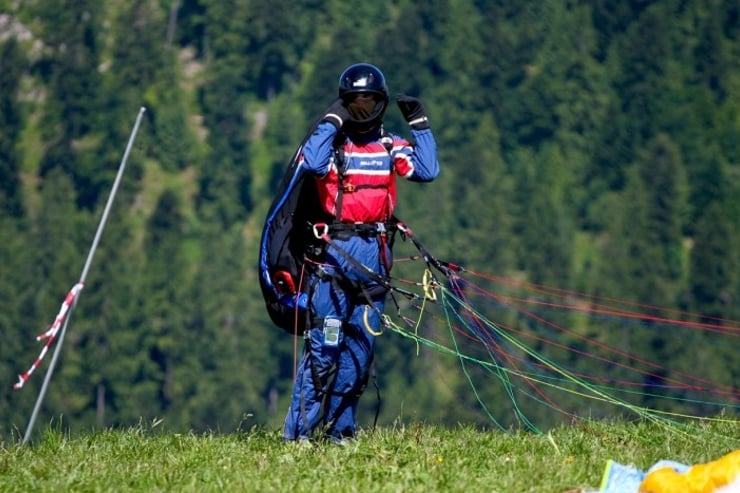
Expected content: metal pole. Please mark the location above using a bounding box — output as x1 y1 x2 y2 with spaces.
21 107 146 445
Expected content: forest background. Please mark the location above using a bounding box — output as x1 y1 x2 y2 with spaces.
0 0 738 440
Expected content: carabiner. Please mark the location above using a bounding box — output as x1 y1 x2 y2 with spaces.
312 222 329 239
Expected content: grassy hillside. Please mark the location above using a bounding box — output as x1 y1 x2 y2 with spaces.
1 419 738 492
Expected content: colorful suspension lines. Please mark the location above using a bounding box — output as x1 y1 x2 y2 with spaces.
383 229 739 440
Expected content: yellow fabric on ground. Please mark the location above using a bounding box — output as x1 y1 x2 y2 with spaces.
639 450 740 493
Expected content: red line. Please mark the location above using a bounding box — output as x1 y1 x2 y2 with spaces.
468 270 740 331
459 280 739 400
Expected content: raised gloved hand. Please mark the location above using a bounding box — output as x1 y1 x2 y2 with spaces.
321 99 351 129
396 95 429 130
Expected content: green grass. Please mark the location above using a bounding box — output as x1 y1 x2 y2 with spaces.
1 419 738 492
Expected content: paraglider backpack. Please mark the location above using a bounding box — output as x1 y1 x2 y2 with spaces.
258 128 332 335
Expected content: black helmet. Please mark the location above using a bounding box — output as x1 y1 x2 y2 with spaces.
338 63 389 127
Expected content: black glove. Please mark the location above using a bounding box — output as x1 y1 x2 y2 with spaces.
321 99 351 130
396 95 429 130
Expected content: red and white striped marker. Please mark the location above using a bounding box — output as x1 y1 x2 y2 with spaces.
13 282 85 390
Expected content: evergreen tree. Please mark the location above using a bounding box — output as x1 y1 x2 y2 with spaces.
33 0 104 209
445 114 515 275
430 0 487 140
196 0 253 228
637 134 690 289
130 0 199 174
526 2 613 231
595 2 677 192
685 202 738 416
690 201 737 320
598 135 690 410
171 0 207 55
243 0 320 100
474 1 550 157
599 135 689 306
511 144 575 287
691 0 735 103
181 223 272 431
370 2 428 102
0 215 35 438
591 0 654 61
132 189 190 422
65 201 144 429
143 60 197 173
671 0 739 226
0 37 27 218
100 0 182 197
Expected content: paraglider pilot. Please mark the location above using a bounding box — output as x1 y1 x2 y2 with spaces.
283 62 441 443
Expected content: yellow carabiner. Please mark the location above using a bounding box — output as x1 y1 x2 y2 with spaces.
423 269 437 301
363 305 384 336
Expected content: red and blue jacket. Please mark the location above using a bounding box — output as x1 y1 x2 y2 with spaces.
300 121 440 223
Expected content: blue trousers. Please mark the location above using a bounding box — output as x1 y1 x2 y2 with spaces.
283 272 384 441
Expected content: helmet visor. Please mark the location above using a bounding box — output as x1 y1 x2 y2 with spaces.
346 92 385 122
